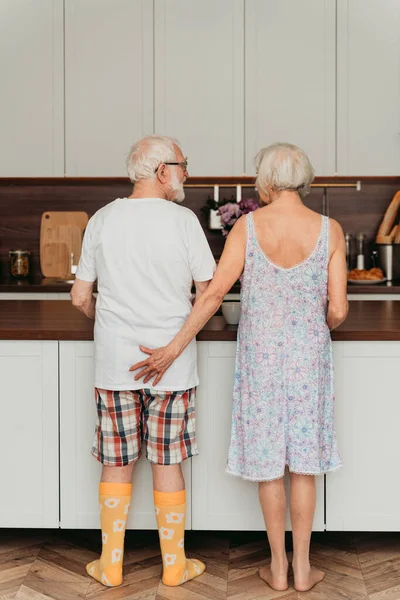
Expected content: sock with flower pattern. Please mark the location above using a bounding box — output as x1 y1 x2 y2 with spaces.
86 482 132 587
154 489 205 586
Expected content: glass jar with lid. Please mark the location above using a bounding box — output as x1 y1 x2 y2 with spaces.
9 250 31 279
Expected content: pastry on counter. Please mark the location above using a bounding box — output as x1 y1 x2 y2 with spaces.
347 267 384 281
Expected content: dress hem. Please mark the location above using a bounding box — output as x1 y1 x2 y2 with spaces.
225 462 343 483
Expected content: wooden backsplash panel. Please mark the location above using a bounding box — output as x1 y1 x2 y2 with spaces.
0 181 130 279
0 177 399 279
328 180 400 268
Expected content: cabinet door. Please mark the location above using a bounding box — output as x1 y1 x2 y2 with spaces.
59 342 192 529
154 0 244 176
337 0 400 175
245 0 336 176
0 341 59 527
65 0 153 176
327 342 400 531
192 342 324 531
0 1 64 176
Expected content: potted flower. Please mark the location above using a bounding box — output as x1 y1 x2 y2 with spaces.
218 197 259 236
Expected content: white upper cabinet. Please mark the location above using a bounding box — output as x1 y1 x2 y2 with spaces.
245 0 336 176
65 0 154 176
0 1 64 176
154 0 244 176
3 1 400 178
337 0 400 175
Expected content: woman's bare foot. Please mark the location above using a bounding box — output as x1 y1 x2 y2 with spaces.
259 563 289 591
293 566 325 592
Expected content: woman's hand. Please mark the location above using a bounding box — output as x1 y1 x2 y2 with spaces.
129 343 180 386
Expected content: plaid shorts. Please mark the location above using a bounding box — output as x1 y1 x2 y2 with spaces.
91 387 197 467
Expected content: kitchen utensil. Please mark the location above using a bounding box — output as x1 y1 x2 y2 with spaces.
9 250 31 279
40 212 88 278
344 233 353 272
376 235 394 244
222 301 241 325
376 191 400 242
209 209 223 230
376 243 400 281
371 249 379 268
356 233 366 270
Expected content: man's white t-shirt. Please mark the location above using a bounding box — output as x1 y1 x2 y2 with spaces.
76 197 216 391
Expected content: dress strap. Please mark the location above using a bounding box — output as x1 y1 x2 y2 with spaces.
245 212 257 258
322 215 330 265
246 212 256 241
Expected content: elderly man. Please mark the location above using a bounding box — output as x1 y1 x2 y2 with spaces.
71 135 215 588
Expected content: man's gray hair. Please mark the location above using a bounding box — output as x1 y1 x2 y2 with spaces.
126 135 178 182
255 142 315 199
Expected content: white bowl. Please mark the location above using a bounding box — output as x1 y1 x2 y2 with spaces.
222 301 241 325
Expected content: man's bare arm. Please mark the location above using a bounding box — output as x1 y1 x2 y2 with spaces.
193 279 212 304
70 278 96 320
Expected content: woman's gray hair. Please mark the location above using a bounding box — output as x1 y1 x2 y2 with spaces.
126 135 178 182
255 142 315 199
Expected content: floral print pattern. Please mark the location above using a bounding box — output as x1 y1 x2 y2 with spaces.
164 553 177 567
226 213 342 481
111 548 123 563
113 519 126 533
166 512 185 524
160 527 175 540
104 498 120 509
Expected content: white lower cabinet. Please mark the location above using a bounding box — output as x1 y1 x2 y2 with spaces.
326 342 400 531
192 342 325 531
0 341 59 527
2 338 400 531
59 341 191 529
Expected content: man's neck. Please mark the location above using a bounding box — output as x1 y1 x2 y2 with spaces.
128 181 169 200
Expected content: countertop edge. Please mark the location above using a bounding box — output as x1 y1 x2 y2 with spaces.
2 301 400 342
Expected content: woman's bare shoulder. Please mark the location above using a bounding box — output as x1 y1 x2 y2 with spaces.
328 218 345 251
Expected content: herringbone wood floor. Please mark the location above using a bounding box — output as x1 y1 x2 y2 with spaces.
1 530 399 600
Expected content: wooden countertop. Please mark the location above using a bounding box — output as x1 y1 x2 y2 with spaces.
2 277 400 295
1 300 400 341
0 277 85 293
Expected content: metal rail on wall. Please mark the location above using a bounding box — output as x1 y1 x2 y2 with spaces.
184 181 361 217
184 182 362 189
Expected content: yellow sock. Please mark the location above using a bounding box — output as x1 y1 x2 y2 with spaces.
154 489 205 587
86 482 132 587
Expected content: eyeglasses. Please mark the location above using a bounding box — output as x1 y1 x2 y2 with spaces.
155 158 188 173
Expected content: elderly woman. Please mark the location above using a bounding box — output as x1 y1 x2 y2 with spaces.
130 143 348 593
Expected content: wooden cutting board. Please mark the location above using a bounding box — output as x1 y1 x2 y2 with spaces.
40 212 89 278
41 242 70 278
57 224 84 268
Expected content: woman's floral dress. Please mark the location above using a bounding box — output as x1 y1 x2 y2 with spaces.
226 213 342 481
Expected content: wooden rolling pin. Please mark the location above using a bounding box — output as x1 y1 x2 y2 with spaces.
376 191 400 244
